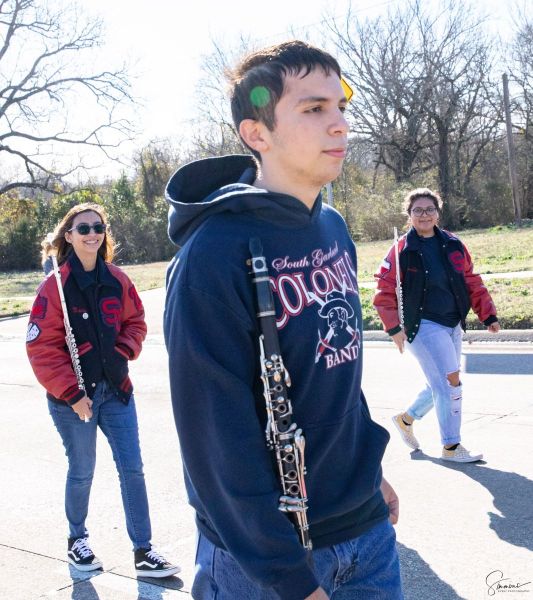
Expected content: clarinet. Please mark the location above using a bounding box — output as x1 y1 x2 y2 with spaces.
48 240 89 422
393 227 405 330
249 237 312 551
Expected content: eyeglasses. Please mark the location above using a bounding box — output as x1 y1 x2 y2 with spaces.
68 223 107 235
411 206 437 217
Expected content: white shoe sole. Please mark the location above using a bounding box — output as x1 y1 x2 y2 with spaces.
442 454 483 463
68 558 103 571
136 565 181 578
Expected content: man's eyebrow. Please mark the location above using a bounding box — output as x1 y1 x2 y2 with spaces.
295 95 346 106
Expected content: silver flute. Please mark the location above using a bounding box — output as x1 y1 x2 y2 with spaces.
48 237 89 422
249 237 312 550
393 227 404 330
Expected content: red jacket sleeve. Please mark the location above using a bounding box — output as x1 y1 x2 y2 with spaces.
462 243 498 324
110 266 147 360
373 242 402 334
26 272 85 404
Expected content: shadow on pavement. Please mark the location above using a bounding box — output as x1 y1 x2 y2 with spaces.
411 451 533 551
137 575 184 600
397 542 467 600
69 567 101 599
463 353 533 375
67 566 184 599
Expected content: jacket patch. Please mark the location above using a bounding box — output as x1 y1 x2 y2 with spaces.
377 258 391 278
26 322 41 342
31 295 47 320
449 251 465 272
100 297 122 331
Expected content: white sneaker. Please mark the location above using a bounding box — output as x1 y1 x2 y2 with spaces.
391 414 420 450
442 444 483 463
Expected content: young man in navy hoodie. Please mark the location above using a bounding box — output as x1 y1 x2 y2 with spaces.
164 40 403 600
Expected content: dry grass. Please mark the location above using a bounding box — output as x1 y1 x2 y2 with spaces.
2 225 533 325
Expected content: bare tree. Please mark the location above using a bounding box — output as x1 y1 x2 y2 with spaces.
509 9 533 218
188 37 253 159
325 2 434 183
0 0 133 195
416 1 501 225
326 0 501 227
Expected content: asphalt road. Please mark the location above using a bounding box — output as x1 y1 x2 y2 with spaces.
1 288 532 600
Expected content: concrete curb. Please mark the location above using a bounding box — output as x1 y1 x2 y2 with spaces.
364 329 533 343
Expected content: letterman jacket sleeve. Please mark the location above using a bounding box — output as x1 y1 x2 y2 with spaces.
26 271 85 405
373 241 403 335
461 242 498 325
110 266 147 360
164 276 319 600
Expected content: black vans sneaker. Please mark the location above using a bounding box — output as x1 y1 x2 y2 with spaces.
67 537 103 571
134 546 180 578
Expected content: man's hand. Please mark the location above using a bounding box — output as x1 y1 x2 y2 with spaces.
487 322 500 333
305 587 329 600
381 477 399 525
391 330 407 354
71 396 93 422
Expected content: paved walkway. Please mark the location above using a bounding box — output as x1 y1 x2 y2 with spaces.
1 288 532 599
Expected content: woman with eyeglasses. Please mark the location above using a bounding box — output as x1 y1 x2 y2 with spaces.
26 203 179 577
373 188 500 462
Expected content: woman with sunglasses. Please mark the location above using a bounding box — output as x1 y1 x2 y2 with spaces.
26 203 179 577
373 188 500 462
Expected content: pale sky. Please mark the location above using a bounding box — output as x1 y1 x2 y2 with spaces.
32 0 531 179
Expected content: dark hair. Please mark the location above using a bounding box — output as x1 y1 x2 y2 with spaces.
403 188 443 216
42 203 115 266
228 40 341 159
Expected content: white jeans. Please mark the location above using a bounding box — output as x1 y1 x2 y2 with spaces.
406 319 463 445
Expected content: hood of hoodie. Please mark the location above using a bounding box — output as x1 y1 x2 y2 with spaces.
166 154 323 247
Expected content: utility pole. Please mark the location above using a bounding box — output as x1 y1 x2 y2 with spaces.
502 73 522 227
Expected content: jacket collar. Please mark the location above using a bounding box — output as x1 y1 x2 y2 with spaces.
404 225 449 251
67 252 120 291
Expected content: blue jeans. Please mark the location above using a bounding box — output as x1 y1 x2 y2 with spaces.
48 380 152 549
192 519 403 599
406 319 463 445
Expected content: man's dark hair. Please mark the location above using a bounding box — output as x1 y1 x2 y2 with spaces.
228 40 341 159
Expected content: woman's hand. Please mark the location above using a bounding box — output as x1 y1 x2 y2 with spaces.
381 477 400 525
391 330 407 353
71 396 93 422
487 322 500 333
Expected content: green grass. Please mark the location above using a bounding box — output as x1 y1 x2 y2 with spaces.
2 225 533 326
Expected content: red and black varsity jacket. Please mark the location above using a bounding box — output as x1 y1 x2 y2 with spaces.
373 226 498 342
26 252 147 405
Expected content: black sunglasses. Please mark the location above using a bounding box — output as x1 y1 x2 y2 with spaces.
68 222 107 235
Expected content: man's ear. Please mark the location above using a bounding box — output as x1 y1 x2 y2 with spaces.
239 119 270 154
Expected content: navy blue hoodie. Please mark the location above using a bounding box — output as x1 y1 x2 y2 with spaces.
164 155 390 600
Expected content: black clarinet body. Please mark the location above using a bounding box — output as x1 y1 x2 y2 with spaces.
249 237 312 551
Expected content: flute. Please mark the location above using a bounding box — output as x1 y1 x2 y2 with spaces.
48 236 89 423
249 237 312 550
393 227 404 330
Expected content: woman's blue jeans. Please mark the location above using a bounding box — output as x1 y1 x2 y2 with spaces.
406 319 463 445
48 380 152 549
192 519 403 599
